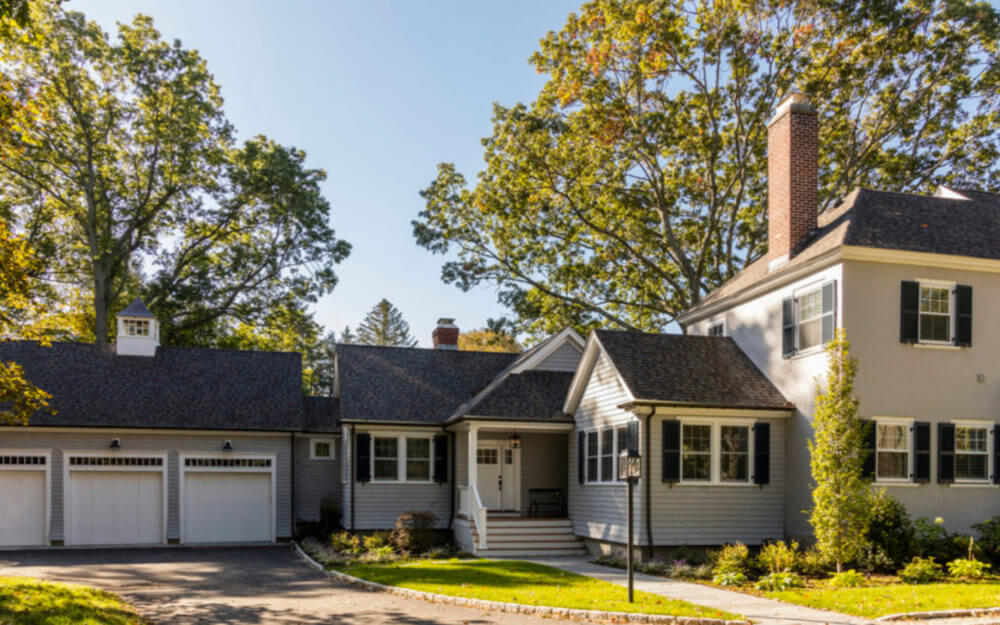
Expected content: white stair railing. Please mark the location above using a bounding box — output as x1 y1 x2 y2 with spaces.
469 484 488 550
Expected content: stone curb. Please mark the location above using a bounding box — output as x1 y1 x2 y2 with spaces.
876 606 1000 622
293 542 749 625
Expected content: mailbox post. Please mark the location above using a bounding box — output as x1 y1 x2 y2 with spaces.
619 421 641 602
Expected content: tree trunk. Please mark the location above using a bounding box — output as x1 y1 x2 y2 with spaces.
836 560 842 574
93 270 109 349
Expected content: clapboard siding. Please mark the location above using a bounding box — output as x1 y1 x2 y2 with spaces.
0 429 293 541
534 342 583 372
568 352 640 543
352 482 451 529
293 434 341 523
647 416 786 545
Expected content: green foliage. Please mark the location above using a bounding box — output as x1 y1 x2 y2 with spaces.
458 328 522 353
712 572 748 588
353 299 417 347
862 490 915 570
390 510 438 553
360 545 397 564
828 570 867 588
363 531 393 552
754 572 804 591
797 547 832 577
809 331 870 572
899 557 945 584
757 540 800 575
712 542 751 576
972 517 1000 563
914 518 969 562
0 575 145 625
415 0 1000 338
329 531 362 556
947 558 989 580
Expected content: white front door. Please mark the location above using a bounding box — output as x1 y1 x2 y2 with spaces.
476 444 520 511
0 470 46 547
183 472 272 544
67 471 163 545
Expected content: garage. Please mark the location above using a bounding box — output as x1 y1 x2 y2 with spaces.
0 453 49 547
181 455 274 544
65 454 165 546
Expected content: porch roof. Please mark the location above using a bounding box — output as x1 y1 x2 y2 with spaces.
451 370 574 422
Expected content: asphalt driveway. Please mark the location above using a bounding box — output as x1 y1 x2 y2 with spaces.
0 545 595 624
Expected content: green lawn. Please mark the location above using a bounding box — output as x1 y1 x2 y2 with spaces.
0 577 145 625
335 558 737 619
767 581 1000 618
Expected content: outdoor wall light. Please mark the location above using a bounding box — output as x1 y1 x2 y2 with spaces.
222 440 233 451
109 438 121 449
508 433 522 449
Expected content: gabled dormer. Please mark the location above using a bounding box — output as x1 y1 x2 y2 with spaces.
116 298 159 357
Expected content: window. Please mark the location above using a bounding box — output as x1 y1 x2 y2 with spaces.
719 426 749 482
919 285 951 343
586 431 598 482
955 425 989 481
599 429 614 482
797 288 824 350
615 425 627 481
406 438 430 480
124 319 150 337
373 437 398 480
681 424 712 481
477 448 498 465
876 423 909 480
708 322 724 337
311 438 335 460
783 281 836 357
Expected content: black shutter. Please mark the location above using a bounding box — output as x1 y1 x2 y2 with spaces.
782 296 795 358
821 281 836 344
914 422 931 483
662 420 680 483
577 431 585 484
626 420 640 454
356 432 371 483
993 425 1000 485
939 423 955 484
955 285 972 347
861 419 876 480
433 435 448 483
753 422 770 485
900 281 920 343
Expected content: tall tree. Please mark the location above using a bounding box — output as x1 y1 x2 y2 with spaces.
809 330 870 573
458 328 522 353
0 3 349 348
415 0 1000 338
355 299 417 347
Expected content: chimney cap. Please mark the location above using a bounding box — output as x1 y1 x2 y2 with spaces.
436 317 457 327
769 91 816 125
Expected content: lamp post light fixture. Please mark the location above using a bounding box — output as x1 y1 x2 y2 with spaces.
619 420 641 603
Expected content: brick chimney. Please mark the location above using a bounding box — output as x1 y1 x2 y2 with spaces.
767 92 818 269
432 318 459 350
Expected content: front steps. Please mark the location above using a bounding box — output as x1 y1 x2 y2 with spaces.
454 516 587 557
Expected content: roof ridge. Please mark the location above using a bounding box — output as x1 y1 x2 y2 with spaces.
336 342 518 357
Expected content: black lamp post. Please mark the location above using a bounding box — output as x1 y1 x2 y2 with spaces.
619 421 641 602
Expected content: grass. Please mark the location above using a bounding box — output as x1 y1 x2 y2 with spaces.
766 579 1000 618
334 558 738 619
0 577 145 625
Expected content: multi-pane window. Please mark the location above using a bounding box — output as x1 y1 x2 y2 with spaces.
681 424 712 481
476 448 497 465
919 286 951 343
720 426 749 482
797 288 824 350
124 319 150 336
876 423 909 480
615 425 627 482
708 323 724 337
373 437 398 480
600 429 615 482
586 431 599 482
406 438 431 481
311 439 334 460
583 425 635 484
955 426 989 481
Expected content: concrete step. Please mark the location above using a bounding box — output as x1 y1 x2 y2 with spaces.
475 526 576 537
477 547 589 557
478 536 581 545
485 518 572 527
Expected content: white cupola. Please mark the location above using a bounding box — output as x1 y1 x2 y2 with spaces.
115 297 160 357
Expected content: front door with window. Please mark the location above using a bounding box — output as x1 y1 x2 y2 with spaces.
476 444 518 511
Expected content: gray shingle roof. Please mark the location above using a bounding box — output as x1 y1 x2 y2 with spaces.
302 396 340 433
594 330 792 410
335 344 518 423
0 341 305 430
459 370 574 421
118 298 156 318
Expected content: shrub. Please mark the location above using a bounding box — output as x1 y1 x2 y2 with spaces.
329 531 362 555
947 558 989 580
363 530 392 551
713 542 752 576
914 518 964 562
319 496 341 535
594 554 627 569
797 546 831 576
828 569 866 588
864 490 914 569
669 560 696 578
692 563 714 579
757 540 800 575
973 516 1000 563
754 571 804 591
713 572 747 587
640 560 669 576
898 557 944 584
361 545 396 563
426 544 459 560
390 510 438 553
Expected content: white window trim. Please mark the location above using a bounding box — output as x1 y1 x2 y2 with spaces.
706 318 726 337
677 418 755 486
952 419 993 485
916 279 956 346
310 437 336 461
874 417 914 484
582 421 635 485
787 280 836 358
369 433 434 484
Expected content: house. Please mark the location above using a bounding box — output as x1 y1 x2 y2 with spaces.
4 91 1000 556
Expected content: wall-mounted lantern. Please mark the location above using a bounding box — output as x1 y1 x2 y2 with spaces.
109 438 121 449
222 440 234 451
508 433 522 449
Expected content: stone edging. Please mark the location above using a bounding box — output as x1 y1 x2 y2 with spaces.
292 542 750 625
876 606 1000 622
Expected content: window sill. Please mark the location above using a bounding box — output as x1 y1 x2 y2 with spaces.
950 482 997 488
675 481 756 487
911 343 963 351
310 457 337 462
362 480 437 485
873 480 919 487
786 346 826 360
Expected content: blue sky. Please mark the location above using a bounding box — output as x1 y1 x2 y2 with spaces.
68 0 581 346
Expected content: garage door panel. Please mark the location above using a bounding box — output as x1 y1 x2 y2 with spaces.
184 472 271 544
68 471 162 545
0 471 46 546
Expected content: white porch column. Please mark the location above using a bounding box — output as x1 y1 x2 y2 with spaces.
467 424 478 498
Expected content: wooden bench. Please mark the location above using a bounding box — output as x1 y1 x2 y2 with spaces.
528 488 566 518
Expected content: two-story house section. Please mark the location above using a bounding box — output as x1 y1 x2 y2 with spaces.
678 92 1000 540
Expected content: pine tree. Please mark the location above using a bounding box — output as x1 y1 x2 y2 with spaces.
355 299 417 347
808 329 871 572
339 326 356 345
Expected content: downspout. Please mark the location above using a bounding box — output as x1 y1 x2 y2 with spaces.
448 431 456 530
290 432 296 539
349 424 356 531
644 409 654 559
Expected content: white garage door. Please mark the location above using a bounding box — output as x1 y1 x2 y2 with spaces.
0 455 48 547
67 457 164 546
183 472 272 544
